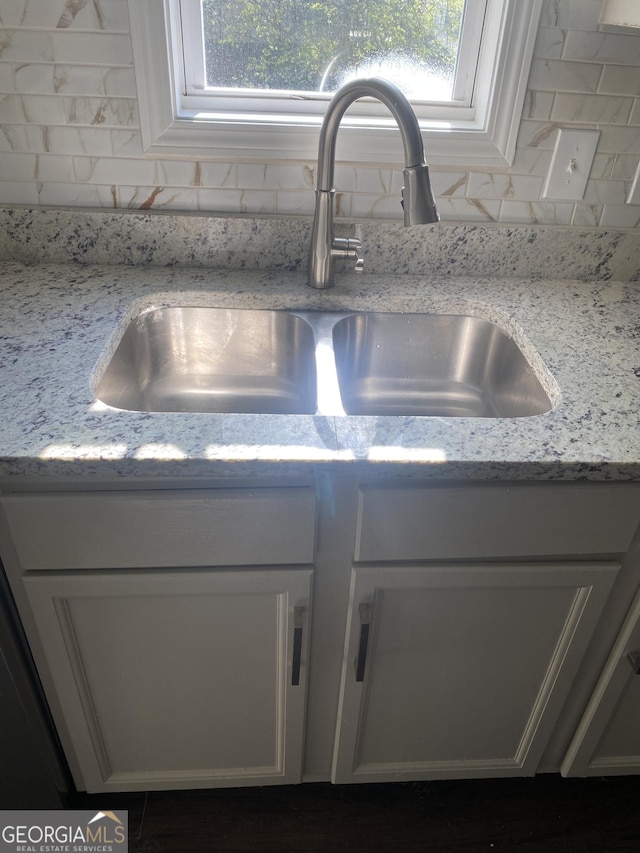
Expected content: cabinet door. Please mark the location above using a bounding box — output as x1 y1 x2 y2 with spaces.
332 562 618 784
562 585 640 777
23 568 312 793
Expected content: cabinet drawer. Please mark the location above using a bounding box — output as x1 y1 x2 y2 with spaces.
0 488 316 570
355 484 640 562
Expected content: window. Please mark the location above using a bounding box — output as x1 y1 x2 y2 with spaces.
129 0 543 166
182 0 479 110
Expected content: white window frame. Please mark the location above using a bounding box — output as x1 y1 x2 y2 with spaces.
129 0 543 167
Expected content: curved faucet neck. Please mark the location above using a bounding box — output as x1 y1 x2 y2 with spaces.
315 77 427 192
307 77 438 290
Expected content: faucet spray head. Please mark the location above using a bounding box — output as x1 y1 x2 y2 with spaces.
402 164 440 226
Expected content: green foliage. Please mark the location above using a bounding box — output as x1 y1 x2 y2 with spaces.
201 0 464 93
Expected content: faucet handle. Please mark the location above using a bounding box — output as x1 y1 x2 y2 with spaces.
332 237 364 274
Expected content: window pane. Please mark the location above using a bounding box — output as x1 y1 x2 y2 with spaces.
201 0 465 100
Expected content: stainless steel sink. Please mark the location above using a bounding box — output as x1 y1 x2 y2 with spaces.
96 307 555 418
332 312 553 418
95 306 317 414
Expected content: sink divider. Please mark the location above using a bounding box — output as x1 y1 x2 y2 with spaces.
290 311 351 418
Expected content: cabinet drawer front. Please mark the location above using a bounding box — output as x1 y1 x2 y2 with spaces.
355 484 640 562
0 488 316 570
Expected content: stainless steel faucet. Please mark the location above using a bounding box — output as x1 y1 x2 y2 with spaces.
307 77 439 290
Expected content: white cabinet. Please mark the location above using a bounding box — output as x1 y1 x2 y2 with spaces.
332 561 619 783
329 481 640 784
562 585 640 776
23 568 312 792
0 486 317 793
2 479 640 792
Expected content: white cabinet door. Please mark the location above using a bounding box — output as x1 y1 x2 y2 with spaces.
24 568 312 793
332 562 618 784
562 585 640 776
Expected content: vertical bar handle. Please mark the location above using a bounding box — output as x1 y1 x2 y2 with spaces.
292 607 304 686
356 602 371 682
627 649 640 674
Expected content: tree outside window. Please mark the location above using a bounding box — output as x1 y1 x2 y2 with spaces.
201 0 465 99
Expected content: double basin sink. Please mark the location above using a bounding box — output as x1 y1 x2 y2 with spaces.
95 306 555 418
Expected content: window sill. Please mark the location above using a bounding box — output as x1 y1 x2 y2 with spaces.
148 116 515 168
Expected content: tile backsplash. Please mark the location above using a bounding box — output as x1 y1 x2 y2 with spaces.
1 0 640 228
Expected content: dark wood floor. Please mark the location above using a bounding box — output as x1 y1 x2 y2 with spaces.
68 775 640 852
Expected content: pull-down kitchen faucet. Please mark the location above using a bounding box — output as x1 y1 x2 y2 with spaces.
307 77 439 290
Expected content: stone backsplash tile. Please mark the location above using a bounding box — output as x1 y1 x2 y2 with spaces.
1 0 130 31
3 207 638 282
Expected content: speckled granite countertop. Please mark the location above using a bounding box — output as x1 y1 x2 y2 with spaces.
0 259 639 483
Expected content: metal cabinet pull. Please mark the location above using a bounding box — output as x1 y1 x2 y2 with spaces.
356 602 371 682
627 649 640 674
292 607 304 686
